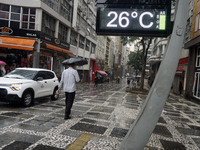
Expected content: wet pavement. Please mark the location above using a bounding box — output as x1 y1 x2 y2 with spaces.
0 81 200 150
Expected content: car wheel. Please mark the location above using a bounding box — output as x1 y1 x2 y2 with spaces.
51 87 59 101
22 91 33 107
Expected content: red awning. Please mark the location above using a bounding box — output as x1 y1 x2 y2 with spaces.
178 57 188 65
96 70 107 75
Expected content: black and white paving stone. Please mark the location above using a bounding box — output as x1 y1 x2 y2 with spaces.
0 81 200 149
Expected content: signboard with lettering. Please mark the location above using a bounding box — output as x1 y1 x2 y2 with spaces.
0 27 40 38
96 0 172 37
40 33 70 50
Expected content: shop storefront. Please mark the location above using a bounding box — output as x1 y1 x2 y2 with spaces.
0 27 39 72
40 33 73 75
0 27 74 75
172 57 188 95
184 42 200 99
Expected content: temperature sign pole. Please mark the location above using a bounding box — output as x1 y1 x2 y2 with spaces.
117 0 187 149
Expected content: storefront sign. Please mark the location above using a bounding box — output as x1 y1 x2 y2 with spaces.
177 65 184 71
0 27 13 34
0 27 40 38
41 33 70 50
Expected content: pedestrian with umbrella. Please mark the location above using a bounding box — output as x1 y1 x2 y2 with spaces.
0 61 6 77
57 57 87 120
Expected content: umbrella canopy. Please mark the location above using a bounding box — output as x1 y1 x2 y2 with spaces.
62 57 88 66
96 70 107 76
0 61 6 65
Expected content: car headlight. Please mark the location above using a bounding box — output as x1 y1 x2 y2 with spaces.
10 83 22 91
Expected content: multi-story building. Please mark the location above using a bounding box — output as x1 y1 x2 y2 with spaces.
110 36 123 79
104 36 111 73
147 2 176 83
184 0 200 99
121 46 131 77
148 37 168 76
96 36 106 70
172 0 193 95
109 39 114 79
0 0 97 82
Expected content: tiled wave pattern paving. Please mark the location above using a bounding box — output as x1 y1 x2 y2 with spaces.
0 83 199 149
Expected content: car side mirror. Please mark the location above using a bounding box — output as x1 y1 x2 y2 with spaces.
36 77 43 81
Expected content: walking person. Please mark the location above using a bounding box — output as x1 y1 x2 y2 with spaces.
127 78 131 88
0 65 6 77
57 63 80 120
94 76 99 87
179 80 183 95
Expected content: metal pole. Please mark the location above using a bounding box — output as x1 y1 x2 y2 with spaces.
120 0 188 149
33 39 40 68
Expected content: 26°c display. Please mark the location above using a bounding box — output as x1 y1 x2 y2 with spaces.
96 7 172 37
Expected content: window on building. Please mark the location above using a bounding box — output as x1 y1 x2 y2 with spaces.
42 12 56 37
199 15 200 30
159 45 162 55
60 0 71 22
196 48 200 67
79 17 87 31
70 30 78 46
193 72 200 98
58 23 68 42
86 39 90 51
0 3 9 27
79 35 85 49
10 5 20 28
195 14 200 32
22 8 36 30
0 3 36 30
91 43 96 54
41 0 59 12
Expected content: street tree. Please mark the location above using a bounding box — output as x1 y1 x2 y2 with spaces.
121 36 152 89
128 48 142 77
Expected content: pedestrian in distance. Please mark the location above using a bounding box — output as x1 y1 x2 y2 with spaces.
127 78 131 88
57 63 80 120
94 76 99 87
117 76 120 83
179 80 183 95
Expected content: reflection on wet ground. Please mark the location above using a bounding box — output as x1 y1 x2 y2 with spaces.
0 81 200 149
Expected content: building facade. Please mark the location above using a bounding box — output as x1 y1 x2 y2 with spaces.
110 36 123 79
0 0 97 82
184 0 200 99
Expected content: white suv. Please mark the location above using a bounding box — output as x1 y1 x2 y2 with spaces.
0 68 59 107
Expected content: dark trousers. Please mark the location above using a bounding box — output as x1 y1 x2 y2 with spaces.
65 92 75 118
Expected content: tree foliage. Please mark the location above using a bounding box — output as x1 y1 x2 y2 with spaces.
128 50 142 76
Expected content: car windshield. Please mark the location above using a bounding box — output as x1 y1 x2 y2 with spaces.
4 69 37 80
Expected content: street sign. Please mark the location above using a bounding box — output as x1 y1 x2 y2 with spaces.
96 0 172 37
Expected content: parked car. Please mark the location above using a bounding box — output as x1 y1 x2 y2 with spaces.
0 68 59 107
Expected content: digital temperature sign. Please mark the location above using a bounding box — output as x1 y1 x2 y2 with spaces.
96 1 172 37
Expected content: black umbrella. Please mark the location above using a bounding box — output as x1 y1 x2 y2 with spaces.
62 57 88 66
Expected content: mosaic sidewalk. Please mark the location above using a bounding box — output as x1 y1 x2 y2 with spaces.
0 82 200 150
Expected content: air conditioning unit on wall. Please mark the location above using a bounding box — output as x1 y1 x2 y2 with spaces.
78 5 83 12
76 25 80 30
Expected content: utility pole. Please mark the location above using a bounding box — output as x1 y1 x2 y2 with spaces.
120 0 188 149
